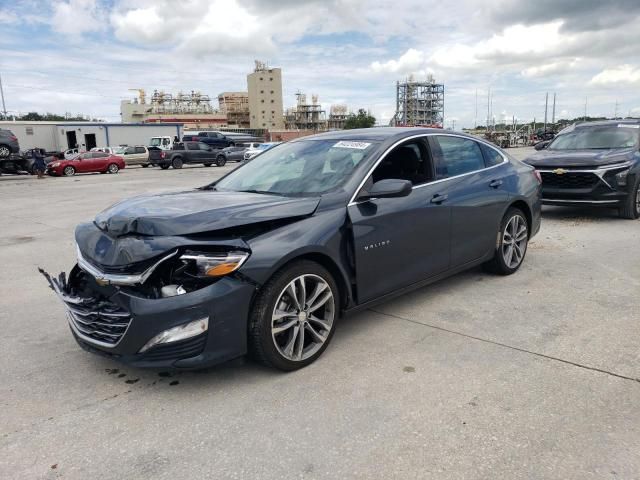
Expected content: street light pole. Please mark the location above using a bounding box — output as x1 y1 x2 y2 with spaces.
0 72 7 119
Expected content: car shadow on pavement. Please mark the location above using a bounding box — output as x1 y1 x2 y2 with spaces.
541 205 623 222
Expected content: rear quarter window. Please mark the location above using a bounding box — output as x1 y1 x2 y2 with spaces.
480 143 505 167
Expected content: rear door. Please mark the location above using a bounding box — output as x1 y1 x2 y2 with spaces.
427 135 510 267
133 146 148 165
348 137 451 303
184 142 201 163
91 152 110 171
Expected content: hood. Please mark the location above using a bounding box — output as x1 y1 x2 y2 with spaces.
524 147 636 168
94 189 320 237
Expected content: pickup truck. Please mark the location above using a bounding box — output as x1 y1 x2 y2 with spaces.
150 142 227 169
181 131 263 149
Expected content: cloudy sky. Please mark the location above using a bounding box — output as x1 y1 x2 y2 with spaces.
1 0 640 128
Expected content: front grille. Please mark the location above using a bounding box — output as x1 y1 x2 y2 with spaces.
139 333 207 361
540 171 599 189
66 297 132 346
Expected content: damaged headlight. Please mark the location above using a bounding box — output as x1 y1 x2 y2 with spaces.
179 251 250 278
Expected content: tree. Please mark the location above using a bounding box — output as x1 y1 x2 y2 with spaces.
344 109 376 129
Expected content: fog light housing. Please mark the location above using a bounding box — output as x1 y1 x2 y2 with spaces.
615 169 629 186
139 317 208 353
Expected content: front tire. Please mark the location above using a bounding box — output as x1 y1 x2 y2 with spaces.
619 177 640 219
216 155 226 167
249 260 339 371
63 165 75 176
483 207 529 275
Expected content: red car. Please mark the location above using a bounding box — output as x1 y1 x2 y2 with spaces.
47 152 125 176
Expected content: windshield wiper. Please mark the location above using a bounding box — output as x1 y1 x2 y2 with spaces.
238 189 284 196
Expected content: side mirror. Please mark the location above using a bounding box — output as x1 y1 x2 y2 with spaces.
359 179 412 201
534 140 550 151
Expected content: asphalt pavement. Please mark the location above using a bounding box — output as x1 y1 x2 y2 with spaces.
1 150 639 479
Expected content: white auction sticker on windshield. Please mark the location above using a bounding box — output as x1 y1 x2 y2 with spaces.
618 124 640 128
333 141 372 149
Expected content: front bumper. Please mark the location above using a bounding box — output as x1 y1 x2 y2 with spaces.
47 266 256 368
536 164 633 206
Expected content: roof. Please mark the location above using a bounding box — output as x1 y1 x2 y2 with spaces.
574 119 640 129
294 127 449 142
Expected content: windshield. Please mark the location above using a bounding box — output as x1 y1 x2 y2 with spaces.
215 139 379 196
113 147 125 154
149 138 162 147
548 125 639 150
257 143 272 150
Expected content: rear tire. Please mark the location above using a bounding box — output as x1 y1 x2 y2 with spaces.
619 177 640 219
249 260 339 371
216 155 226 167
63 165 75 176
142 164 149 168
203 163 212 167
483 207 529 275
172 157 183 169
0 145 10 158
160 165 170 170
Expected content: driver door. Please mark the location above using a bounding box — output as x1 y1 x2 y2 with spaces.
347 138 451 303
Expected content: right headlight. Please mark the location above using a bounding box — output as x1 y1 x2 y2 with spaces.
179 251 249 278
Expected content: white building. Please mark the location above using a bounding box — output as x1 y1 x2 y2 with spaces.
0 121 184 152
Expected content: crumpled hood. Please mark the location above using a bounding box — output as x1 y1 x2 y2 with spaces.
524 148 636 168
94 189 320 237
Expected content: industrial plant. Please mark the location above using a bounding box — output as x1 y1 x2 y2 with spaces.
391 74 445 127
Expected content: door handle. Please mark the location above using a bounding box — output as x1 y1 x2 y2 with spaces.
489 179 503 188
430 193 448 204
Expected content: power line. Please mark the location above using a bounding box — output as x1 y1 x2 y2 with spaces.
4 83 128 100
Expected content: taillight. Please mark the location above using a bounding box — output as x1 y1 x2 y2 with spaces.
533 170 542 183
10 135 17 141
161 152 165 158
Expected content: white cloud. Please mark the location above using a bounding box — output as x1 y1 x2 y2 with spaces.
521 59 580 78
430 22 567 69
370 49 431 75
51 0 107 35
590 65 640 86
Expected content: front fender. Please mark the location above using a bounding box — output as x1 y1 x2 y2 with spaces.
240 208 353 302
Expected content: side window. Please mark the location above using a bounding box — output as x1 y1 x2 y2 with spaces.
134 146 146 154
430 136 485 179
186 143 199 151
124 147 135 154
480 143 504 167
371 139 432 186
199 143 210 151
94 152 108 158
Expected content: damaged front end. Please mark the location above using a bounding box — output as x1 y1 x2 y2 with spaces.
40 227 259 368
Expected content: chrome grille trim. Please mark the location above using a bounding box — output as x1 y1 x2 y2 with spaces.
76 246 178 286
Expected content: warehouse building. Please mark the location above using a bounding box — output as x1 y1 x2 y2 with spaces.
0 121 183 152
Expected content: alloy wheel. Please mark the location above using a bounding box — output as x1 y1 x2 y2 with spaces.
501 214 528 269
0 146 9 157
271 274 335 362
63 166 75 176
635 184 640 214
108 163 119 173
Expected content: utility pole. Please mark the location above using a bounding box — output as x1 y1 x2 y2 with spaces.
487 87 491 130
584 97 588 121
544 92 548 132
551 93 556 125
474 88 478 129
451 119 456 130
0 71 7 119
614 100 619 119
